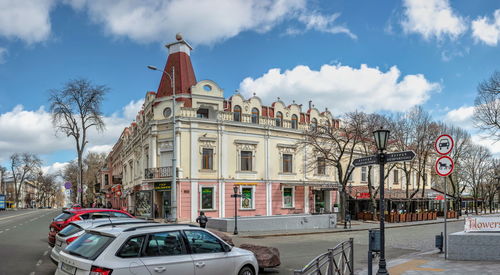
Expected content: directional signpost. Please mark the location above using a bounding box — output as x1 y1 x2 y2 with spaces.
386 151 416 163
434 134 454 259
353 155 379 167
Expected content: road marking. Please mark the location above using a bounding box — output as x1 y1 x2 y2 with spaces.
43 250 48 256
36 259 42 266
29 272 35 275
0 231 3 234
13 225 16 228
5 228 9 231
388 259 445 275
0 211 38 221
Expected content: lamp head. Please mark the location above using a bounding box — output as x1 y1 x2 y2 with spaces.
373 128 390 151
233 186 238 194
147 65 158 71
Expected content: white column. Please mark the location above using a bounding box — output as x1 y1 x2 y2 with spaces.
219 181 224 218
304 186 310 213
191 181 198 222
266 182 272 216
151 135 157 168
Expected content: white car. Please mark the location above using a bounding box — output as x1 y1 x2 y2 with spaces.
50 218 155 265
56 223 258 275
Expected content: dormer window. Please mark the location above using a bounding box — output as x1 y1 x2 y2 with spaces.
291 114 298 129
234 105 242 122
251 108 259 124
311 118 318 131
275 111 283 127
197 108 209 119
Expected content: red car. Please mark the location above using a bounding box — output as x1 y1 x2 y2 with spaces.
48 208 134 247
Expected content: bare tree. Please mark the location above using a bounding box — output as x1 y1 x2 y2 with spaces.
9 153 42 207
462 144 492 214
49 79 107 205
0 166 6 195
62 160 79 203
83 152 107 204
473 71 500 139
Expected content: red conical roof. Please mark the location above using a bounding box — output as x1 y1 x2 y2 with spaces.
157 35 197 98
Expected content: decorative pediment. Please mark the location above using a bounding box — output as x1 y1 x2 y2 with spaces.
278 144 297 154
159 141 173 152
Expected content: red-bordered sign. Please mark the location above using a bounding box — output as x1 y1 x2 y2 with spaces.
435 134 454 155
435 156 454 177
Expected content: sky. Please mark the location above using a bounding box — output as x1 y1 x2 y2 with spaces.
0 0 499 174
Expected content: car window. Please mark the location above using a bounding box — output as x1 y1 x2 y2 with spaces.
144 231 185 257
65 232 114 260
117 235 145 258
184 230 224 254
58 224 83 237
54 212 75 222
110 212 131 218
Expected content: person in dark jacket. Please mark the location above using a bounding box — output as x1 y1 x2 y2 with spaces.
106 201 112 209
196 211 208 228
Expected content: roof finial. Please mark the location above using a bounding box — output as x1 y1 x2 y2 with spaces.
253 92 256 96
292 100 295 104
277 97 280 101
234 89 239 94
176 33 183 41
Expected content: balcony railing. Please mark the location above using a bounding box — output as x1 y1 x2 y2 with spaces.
145 167 173 179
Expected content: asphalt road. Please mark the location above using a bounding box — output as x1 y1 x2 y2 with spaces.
233 219 466 274
0 208 59 275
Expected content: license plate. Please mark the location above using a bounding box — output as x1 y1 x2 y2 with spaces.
61 262 76 274
56 240 63 247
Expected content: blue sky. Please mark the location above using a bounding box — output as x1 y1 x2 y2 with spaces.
0 0 499 172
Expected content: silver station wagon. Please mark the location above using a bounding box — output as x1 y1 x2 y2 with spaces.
56 223 258 275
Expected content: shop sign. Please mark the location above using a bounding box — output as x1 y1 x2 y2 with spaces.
435 195 445 200
465 217 500 232
154 182 171 191
357 192 370 199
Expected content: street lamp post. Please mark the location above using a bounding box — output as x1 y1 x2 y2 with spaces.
373 128 390 275
231 186 242 235
147 65 177 222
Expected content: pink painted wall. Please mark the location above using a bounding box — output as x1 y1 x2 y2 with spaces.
271 184 306 215
225 183 267 217
179 181 191 221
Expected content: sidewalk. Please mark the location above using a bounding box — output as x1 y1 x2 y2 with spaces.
358 250 500 275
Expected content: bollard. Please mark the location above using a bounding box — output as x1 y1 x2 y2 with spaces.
435 232 443 253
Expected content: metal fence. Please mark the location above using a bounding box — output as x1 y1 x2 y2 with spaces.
294 238 354 275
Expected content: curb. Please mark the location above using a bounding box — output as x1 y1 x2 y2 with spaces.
239 219 465 238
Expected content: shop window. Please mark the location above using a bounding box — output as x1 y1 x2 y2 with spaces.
240 151 253 171
361 167 367 182
240 186 254 209
251 108 259 124
291 114 298 129
197 108 209 119
282 187 294 208
347 170 353 182
393 170 399 184
200 187 215 210
282 154 293 173
275 111 283 127
317 157 326 175
233 105 242 122
202 148 213 170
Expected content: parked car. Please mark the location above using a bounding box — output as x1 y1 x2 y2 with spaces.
50 218 155 265
48 208 134 247
56 223 259 275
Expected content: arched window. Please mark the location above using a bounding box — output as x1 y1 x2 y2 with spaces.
275 111 283 127
251 108 259 124
233 105 242 122
291 114 298 129
311 118 318 131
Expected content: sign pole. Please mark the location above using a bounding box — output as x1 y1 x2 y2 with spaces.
444 176 447 259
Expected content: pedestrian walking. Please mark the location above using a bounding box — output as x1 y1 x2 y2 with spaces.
154 204 159 219
106 201 112 209
196 211 208 228
346 210 352 229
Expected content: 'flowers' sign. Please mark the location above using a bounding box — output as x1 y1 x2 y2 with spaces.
465 216 500 232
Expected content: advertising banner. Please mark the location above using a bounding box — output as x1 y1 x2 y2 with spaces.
465 216 500 232
0 194 5 210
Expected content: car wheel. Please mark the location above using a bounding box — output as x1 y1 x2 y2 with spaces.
238 266 255 275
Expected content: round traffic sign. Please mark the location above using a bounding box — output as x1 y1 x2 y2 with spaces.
435 134 454 155
435 156 454 177
64 182 72 189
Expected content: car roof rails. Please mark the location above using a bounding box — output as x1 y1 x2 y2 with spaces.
95 220 156 228
123 223 199 232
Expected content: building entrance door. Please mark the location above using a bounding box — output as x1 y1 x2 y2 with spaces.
314 190 325 213
163 191 171 220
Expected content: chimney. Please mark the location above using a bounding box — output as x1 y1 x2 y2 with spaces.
308 100 312 109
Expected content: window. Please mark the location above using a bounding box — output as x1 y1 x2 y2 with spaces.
424 174 428 186
282 154 293 173
317 157 326 175
163 107 172 118
201 187 215 210
291 114 298 129
65 232 114 260
393 170 399 184
233 105 241 122
241 187 254 209
197 108 209 118
104 174 109 185
240 151 252 171
275 111 283 127
58 224 83 237
283 187 294 208
311 118 318 131
251 108 259 124
348 170 353 182
361 167 367 182
202 148 213 170
117 236 145 258
110 212 131 218
144 231 185 256
185 230 224 254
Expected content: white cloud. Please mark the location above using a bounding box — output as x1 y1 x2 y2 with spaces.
0 47 7 64
443 105 474 129
239 64 440 114
401 0 467 40
88 145 113 154
471 9 500 46
64 0 353 45
123 99 145 121
0 0 56 44
297 12 356 39
471 134 500 156
43 162 69 176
